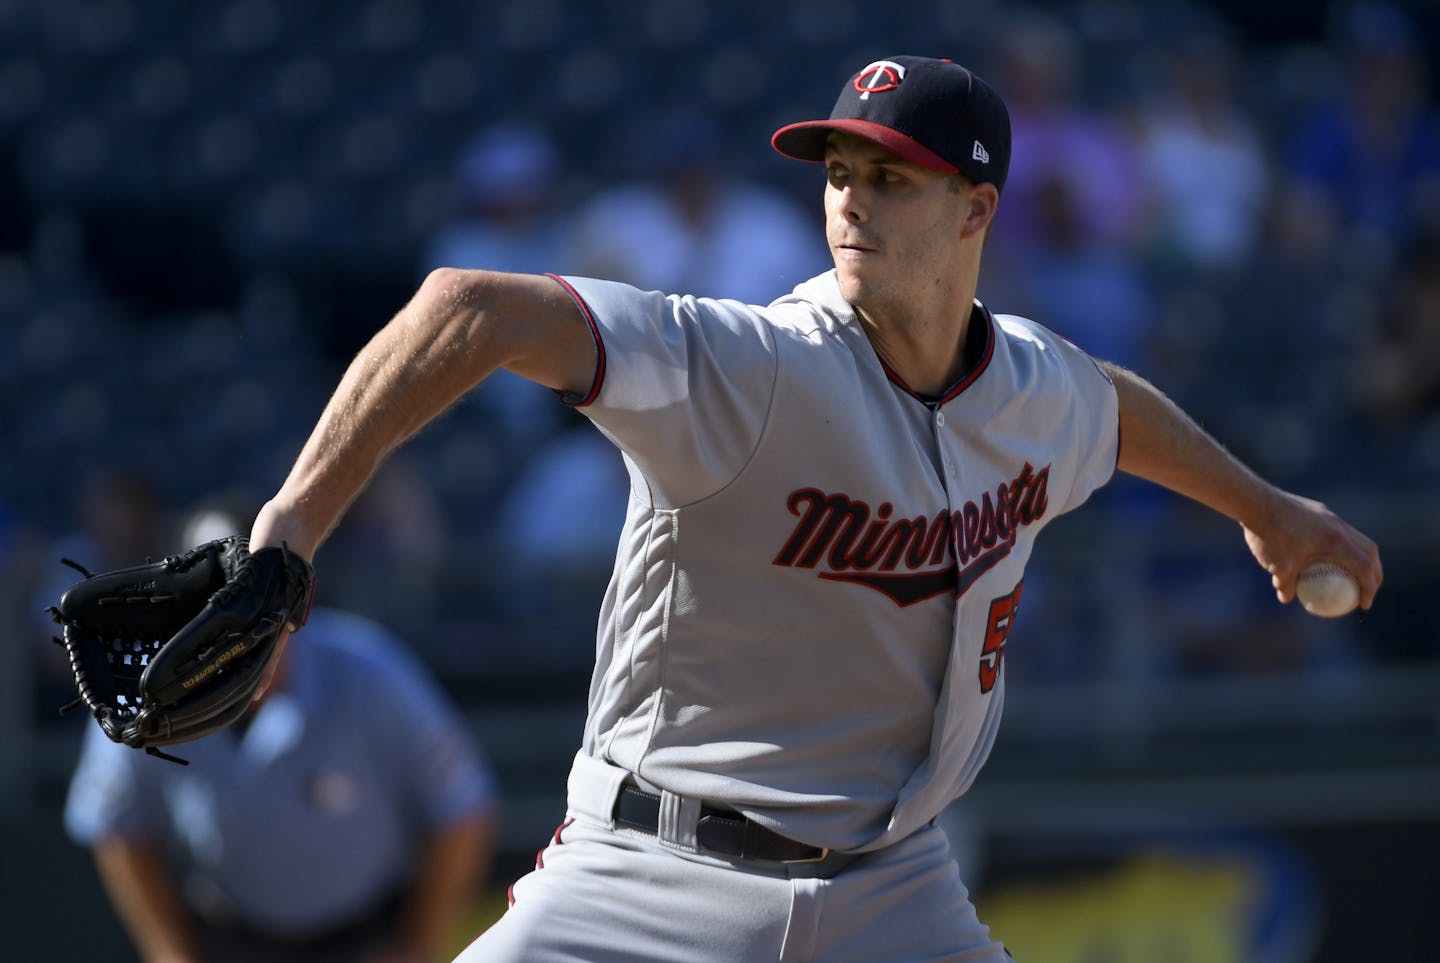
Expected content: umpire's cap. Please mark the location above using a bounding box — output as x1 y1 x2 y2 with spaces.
772 55 1011 192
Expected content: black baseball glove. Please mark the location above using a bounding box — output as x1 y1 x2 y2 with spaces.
49 536 316 763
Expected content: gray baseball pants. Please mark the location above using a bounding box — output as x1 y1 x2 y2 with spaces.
456 753 1011 962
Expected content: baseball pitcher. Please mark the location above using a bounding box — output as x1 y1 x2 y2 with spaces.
246 55 1382 961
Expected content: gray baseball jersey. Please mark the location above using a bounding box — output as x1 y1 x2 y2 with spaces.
550 269 1118 854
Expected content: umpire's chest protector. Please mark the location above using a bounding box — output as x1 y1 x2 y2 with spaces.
556 271 1118 852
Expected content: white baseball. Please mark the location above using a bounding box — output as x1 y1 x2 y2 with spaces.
1295 562 1360 618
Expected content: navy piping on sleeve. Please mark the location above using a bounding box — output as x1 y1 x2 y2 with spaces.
547 273 606 407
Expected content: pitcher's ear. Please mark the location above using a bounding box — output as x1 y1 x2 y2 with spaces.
961 182 999 240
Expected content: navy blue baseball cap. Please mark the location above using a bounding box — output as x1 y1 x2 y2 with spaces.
772 55 1011 192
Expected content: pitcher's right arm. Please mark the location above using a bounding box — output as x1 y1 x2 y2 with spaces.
250 269 596 559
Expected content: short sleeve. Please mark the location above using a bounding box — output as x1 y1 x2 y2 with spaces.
551 275 780 508
1051 335 1120 515
993 312 1121 518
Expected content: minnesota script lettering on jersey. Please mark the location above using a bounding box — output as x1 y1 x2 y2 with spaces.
771 462 1051 607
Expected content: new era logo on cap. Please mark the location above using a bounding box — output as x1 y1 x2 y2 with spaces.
771 54 1012 192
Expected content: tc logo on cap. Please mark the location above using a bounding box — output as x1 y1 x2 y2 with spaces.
854 60 906 100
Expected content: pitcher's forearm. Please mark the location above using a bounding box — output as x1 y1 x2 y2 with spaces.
1101 360 1381 606
252 270 597 558
1103 361 1281 529
260 272 498 553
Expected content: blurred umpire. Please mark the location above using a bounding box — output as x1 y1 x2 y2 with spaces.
63 507 499 963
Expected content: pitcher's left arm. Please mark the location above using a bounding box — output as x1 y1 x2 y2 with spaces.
1100 361 1382 609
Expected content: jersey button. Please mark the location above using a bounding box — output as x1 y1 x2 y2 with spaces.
935 411 946 427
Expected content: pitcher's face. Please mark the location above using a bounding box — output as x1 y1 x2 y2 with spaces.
823 132 973 315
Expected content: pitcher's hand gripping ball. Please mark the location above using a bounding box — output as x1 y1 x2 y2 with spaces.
49 537 315 763
1295 561 1360 618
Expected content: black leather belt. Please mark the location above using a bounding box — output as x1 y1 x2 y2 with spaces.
613 784 829 863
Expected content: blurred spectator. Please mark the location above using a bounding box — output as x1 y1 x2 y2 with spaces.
985 9 1147 255
318 454 452 646
32 463 169 721
569 109 829 304
487 412 632 662
423 122 574 277
1285 2 1440 266
986 164 1156 370
1347 235 1440 451
46 463 168 573
1340 232 1440 658
63 503 499 963
1134 27 1271 273
1143 182 1353 490
421 122 577 461
979 9 1153 368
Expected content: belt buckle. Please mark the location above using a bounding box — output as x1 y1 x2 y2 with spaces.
783 846 831 864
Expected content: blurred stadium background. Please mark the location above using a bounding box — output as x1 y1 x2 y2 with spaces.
2 0 1438 959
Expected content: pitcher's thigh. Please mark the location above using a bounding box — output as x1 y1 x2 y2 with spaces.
456 820 794 963
810 825 1012 962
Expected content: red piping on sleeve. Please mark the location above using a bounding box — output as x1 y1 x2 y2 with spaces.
547 273 606 407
